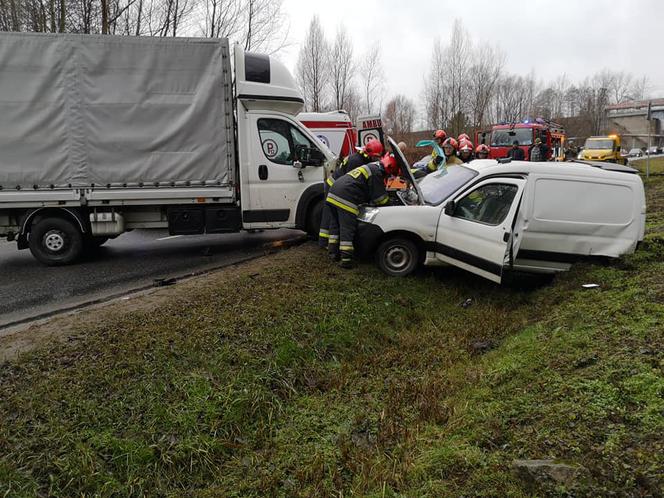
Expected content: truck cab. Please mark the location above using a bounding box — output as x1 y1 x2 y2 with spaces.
234 47 333 232
580 135 626 164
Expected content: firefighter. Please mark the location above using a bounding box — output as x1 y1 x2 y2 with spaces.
528 137 549 161
426 129 447 172
327 154 399 268
475 143 490 159
458 140 474 163
506 140 525 160
442 137 463 166
318 139 383 248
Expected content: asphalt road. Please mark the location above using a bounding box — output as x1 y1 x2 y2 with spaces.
0 229 305 329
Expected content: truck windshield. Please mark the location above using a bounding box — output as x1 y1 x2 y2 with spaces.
491 128 533 147
585 139 614 150
419 165 478 205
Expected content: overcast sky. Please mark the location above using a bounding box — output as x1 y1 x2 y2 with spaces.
278 0 664 105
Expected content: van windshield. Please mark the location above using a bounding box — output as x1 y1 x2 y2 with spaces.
419 165 478 205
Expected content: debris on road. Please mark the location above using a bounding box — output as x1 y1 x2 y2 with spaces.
153 278 177 287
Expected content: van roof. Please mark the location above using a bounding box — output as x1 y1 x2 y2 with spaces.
465 159 642 183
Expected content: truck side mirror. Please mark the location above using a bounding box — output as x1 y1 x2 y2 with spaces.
444 200 455 216
293 160 304 169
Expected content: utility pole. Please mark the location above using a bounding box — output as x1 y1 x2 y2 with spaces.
646 100 652 179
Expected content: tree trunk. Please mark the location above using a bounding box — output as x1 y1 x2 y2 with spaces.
58 0 64 31
101 0 108 34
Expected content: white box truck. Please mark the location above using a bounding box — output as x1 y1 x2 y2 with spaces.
0 33 333 265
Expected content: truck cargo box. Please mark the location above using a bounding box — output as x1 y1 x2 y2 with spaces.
0 33 235 192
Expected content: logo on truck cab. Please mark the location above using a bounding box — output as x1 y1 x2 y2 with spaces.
262 139 279 158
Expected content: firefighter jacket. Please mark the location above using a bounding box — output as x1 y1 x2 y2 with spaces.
326 151 372 188
445 154 464 166
327 162 390 215
427 147 443 172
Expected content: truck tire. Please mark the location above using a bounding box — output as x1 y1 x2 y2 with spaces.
28 216 84 266
376 237 420 277
305 198 324 239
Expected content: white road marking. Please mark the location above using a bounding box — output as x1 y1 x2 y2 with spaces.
156 235 183 241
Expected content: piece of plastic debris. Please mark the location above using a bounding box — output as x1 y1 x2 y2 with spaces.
153 277 176 287
460 298 473 308
582 284 600 289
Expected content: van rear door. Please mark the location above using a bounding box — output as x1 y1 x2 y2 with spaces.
514 173 643 264
435 178 525 283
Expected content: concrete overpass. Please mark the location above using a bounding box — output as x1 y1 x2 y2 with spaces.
605 98 664 149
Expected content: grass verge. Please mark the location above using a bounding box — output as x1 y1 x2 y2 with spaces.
631 156 664 175
0 177 662 497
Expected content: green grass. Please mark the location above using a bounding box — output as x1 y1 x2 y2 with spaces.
1 177 663 497
631 156 664 175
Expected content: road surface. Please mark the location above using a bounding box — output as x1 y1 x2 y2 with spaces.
0 229 304 329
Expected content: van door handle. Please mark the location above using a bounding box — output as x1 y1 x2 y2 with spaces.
503 232 510 242
258 164 268 180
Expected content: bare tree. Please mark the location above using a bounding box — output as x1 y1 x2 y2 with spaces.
423 37 447 129
242 0 288 52
467 43 504 129
384 94 416 135
329 24 354 111
360 42 383 115
343 87 363 123
201 0 242 39
445 19 471 135
629 75 650 101
295 15 329 112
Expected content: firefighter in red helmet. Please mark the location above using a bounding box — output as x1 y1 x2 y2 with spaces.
458 139 474 163
327 154 398 268
475 143 490 159
442 137 463 166
426 129 447 172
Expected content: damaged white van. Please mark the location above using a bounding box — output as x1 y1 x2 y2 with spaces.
357 140 646 283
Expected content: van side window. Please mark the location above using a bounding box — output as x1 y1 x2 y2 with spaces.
258 119 294 165
454 183 518 225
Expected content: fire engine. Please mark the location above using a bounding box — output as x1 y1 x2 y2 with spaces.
475 118 566 161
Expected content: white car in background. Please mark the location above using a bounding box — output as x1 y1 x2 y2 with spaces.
357 139 646 284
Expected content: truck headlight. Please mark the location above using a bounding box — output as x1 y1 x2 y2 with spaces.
358 207 380 223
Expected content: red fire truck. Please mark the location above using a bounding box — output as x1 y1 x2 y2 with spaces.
475 119 566 161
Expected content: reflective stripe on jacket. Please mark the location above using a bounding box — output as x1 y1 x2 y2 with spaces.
327 161 389 214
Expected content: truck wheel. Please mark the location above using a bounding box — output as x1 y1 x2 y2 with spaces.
305 198 324 239
28 217 84 266
376 237 420 277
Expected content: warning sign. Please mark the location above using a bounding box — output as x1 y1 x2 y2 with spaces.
262 139 279 158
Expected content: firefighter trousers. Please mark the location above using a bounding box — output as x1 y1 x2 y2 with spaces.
318 182 332 248
327 204 357 263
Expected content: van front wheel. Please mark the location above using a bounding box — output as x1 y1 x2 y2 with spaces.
376 237 420 277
